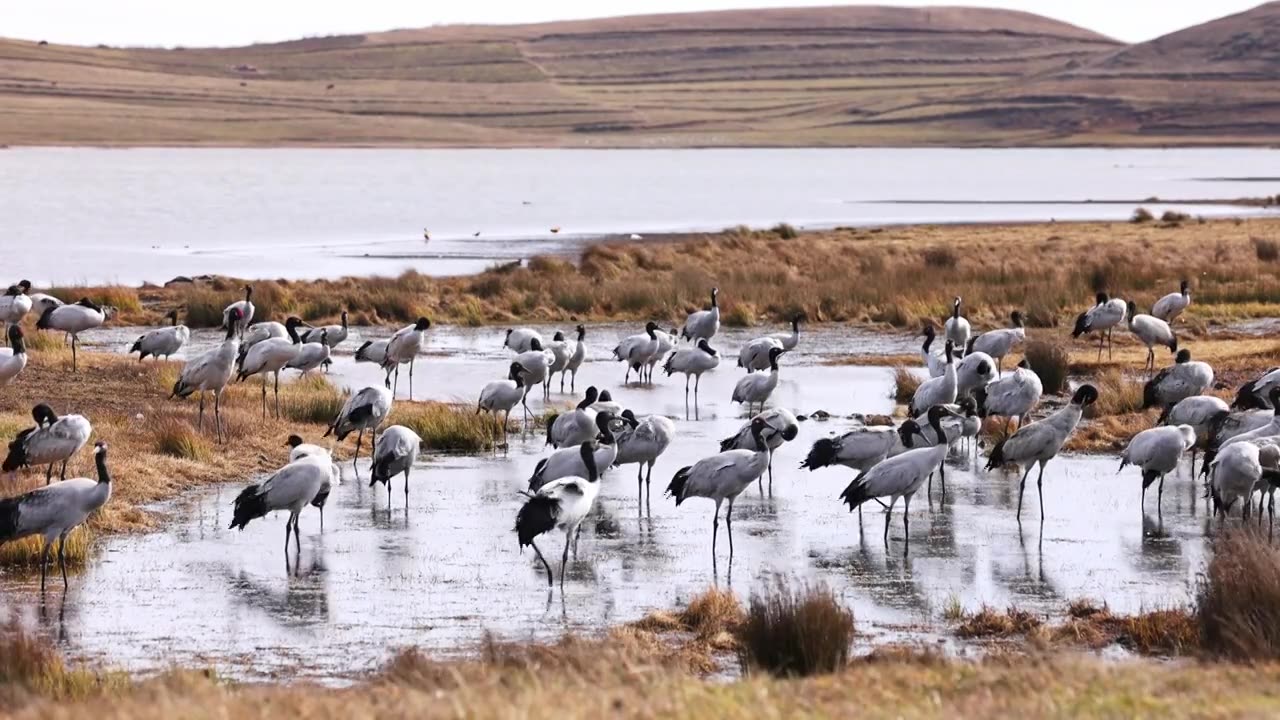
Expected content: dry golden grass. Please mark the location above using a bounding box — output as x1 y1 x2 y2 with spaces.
391 401 497 454
1196 529 1280 660
738 580 855 677
949 601 1198 656
0 529 91 568
891 366 921 403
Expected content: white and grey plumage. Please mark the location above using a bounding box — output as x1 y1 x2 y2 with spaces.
1217 389 1280 452
285 434 339 530
1151 280 1191 323
975 359 1043 430
0 441 111 591
478 362 531 446
969 310 1025 374
300 310 348 348
325 385 393 475
720 407 799 493
738 315 802 372
902 399 977 450
666 417 773 568
514 338 554 411
680 287 720 343
839 406 961 549
288 330 331 375
955 350 996 400
664 338 721 405
0 281 33 329
1208 442 1278 521
0 326 28 386
613 321 660 385
562 325 587 393
2 404 92 485
591 390 623 416
1072 292 1127 361
504 327 544 354
644 327 679 383
171 313 241 442
1231 367 1280 411
28 292 63 318
732 346 785 414
1121 424 1197 513
130 309 190 362
545 331 572 394
516 442 602 588
943 297 970 350
222 284 255 338
614 409 676 506
1201 407 1275 479
909 340 957 417
800 421 917 474
381 317 431 400
545 386 600 449
1143 349 1213 411
528 412 632 492
920 324 948 378
1127 301 1177 372
985 384 1099 520
36 298 109 373
371 425 423 507
236 316 306 419
243 321 287 349
229 454 330 559
354 338 389 366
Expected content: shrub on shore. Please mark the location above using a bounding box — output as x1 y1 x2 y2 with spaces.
1196 529 1280 660
1024 340 1069 394
738 579 855 677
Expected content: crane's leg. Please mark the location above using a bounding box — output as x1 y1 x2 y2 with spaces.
408 358 415 401
767 455 775 496
273 371 282 419
294 512 303 557
214 390 224 444
353 428 364 476
319 503 325 533
902 494 912 555
1096 333 1104 363
1016 463 1034 520
637 465 644 509
726 498 736 562
883 498 894 546
694 374 702 404
283 515 292 556
71 335 78 373
685 375 690 403
39 540 52 593
570 369 576 394
560 530 571 590
60 458 68 481
645 462 654 512
573 523 583 558
45 463 53 485
502 409 511 447
1036 460 1048 519
197 391 205 431
560 372 566 394
1107 328 1114 360
530 539 552 587
260 375 268 418
404 468 410 503
58 531 69 589
711 500 722 569
1159 474 1167 515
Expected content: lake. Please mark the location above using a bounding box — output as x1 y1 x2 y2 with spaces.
2 147 1277 285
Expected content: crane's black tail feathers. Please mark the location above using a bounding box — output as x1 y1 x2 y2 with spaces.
515 495 559 548
310 488 329 509
800 438 839 471
1141 469 1161 490
666 466 692 505
1233 381 1265 410
1070 311 1089 339
718 433 738 453
527 458 550 492
2 429 34 473
839 471 871 512
229 484 268 530
985 437 1009 471
0 496 22 544
370 454 394 487
130 336 144 356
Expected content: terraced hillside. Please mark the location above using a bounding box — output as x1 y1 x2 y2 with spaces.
1 4 1277 146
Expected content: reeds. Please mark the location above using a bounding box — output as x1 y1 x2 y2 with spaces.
392 402 494 453
892 366 922 403
149 413 212 463
737 579 855 677
1196 529 1280 659
280 374 348 425
0 529 91 569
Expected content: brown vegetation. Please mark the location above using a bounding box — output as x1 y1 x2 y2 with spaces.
1196 530 1280 660
1024 340 1070 395
949 601 1198 656
738 580 855 677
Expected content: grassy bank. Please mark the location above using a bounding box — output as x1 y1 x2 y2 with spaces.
51 217 1280 333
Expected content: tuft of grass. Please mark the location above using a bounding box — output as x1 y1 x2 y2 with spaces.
0 620 126 699
722 302 756 327
149 414 212 462
771 222 799 240
891 366 921 403
0 528 91 569
954 605 1042 639
392 402 493 453
942 595 965 622
23 330 67 354
1024 339 1069 394
922 246 958 269
738 579 855 677
1253 236 1280 262
1131 207 1154 223
1161 210 1191 224
1196 529 1280 660
1089 369 1147 417
281 375 348 425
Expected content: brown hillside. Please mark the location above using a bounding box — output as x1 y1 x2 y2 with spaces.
1 5 1275 146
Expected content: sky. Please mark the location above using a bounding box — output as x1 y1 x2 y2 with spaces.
3 0 1266 47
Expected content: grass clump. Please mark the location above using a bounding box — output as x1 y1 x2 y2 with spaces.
1131 207 1154 223
1196 529 1280 660
922 246 958 269
723 302 756 327
392 402 493 453
280 374 348 425
1024 339 1069 394
0 620 125 700
0 529 91 569
1088 369 1146 417
738 578 855 677
891 366 921 403
149 415 212 463
954 605 1042 639
771 222 799 240
1253 236 1280 262
1161 210 1191 224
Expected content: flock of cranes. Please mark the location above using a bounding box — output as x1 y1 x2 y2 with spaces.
0 273 1276 593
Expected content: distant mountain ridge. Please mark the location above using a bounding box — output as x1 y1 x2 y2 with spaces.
0 4 1277 146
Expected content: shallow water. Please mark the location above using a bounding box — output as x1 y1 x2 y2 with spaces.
0 324 1214 681
3 147 1277 284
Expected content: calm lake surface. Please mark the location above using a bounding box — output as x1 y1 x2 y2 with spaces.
2 147 1277 285
2 324 1212 681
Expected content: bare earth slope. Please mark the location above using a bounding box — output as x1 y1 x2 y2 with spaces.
0 4 1277 146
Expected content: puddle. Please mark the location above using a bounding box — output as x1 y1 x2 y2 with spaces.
2 324 1208 681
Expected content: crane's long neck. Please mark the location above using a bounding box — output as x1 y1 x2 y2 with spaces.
95 452 111 485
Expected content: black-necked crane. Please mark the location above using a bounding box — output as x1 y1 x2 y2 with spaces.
478 362 531 446
222 284 255 338
300 310 348 348
644 327 679 384
2 404 92 485
371 425 422 508
229 453 330 559
986 384 1099 521
236 316 306 419
943 297 970 350
1127 301 1177 372
1143 349 1213 411
325 385 393 475
546 331 572 394
381 318 431 399
720 407 798 493
680 287 720 343
1072 292 1127 361
909 341 956 417
563 325 586 393
614 409 676 507
801 419 918 474
1158 394 1229 476
0 326 28 386
920 324 947 378
286 435 338 531
529 412 632 491
613 321 660 385
354 338 389 366
545 386 599 448
1121 424 1197 513
288 329 331 375
171 310 241 443
504 327 543 354
36 298 110 372
664 338 720 407
1210 442 1280 535
969 310 1026 374
243 320 286 349
0 441 111 591
667 416 773 569
514 338 552 412
1151 279 1191 323
731 346 784 415
516 442 601 588
974 358 1043 432
739 315 802 372
954 349 996 400
130 309 190 361
0 281 33 337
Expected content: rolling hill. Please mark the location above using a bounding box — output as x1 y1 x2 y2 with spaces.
0 4 1277 146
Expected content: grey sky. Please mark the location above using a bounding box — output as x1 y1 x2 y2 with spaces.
5 0 1265 47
